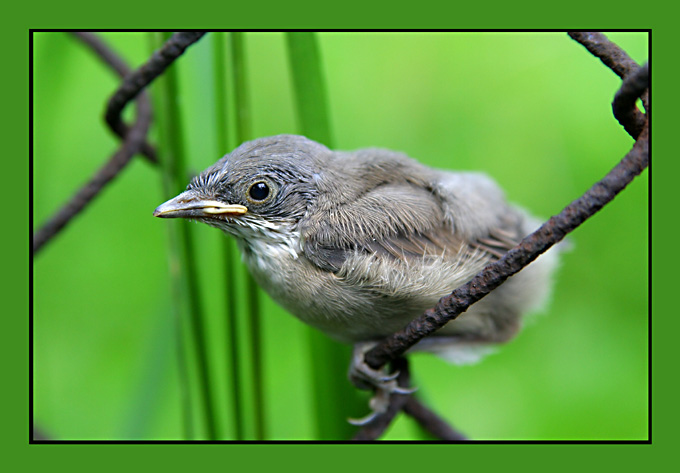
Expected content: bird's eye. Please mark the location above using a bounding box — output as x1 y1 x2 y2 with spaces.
248 181 270 202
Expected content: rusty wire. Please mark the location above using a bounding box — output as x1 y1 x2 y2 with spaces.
365 121 648 369
363 34 649 381
31 81 152 255
104 32 205 144
568 31 648 137
355 32 649 439
613 62 650 138
72 32 158 164
567 31 642 79
32 32 206 255
403 396 468 441
366 118 648 374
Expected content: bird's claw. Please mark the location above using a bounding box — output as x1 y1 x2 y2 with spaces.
392 385 417 395
347 342 416 425
348 411 379 426
378 370 400 382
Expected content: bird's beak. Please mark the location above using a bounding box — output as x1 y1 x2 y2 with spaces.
153 191 248 219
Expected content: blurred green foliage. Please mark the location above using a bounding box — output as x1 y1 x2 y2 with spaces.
32 31 648 440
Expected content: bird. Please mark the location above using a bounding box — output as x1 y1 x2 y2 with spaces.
154 134 560 423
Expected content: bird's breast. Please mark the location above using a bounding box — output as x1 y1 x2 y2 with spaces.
238 236 490 343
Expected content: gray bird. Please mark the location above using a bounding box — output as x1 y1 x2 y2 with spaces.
154 135 559 422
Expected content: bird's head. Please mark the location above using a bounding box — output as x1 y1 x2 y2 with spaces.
153 135 330 243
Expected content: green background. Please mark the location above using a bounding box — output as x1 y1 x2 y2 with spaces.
31 31 648 441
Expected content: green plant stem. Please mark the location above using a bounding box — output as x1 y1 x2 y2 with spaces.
151 32 218 440
230 32 266 440
286 33 333 146
146 33 193 441
212 32 244 440
286 31 364 440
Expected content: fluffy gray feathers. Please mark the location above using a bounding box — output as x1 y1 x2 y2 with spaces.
178 134 559 358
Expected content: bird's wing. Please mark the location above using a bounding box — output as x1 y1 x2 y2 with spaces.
304 223 522 273
301 182 525 272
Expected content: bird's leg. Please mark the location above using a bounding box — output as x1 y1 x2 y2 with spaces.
347 342 416 425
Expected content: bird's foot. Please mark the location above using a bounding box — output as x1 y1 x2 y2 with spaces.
347 342 416 425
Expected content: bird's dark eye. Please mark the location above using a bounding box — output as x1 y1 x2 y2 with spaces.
248 181 270 202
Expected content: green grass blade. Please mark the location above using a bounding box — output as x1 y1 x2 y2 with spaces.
286 33 333 146
119 305 176 439
229 32 266 440
212 32 245 440
150 32 219 440
146 32 193 440
286 32 365 440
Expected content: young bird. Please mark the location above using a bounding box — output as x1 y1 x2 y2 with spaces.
154 135 559 423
